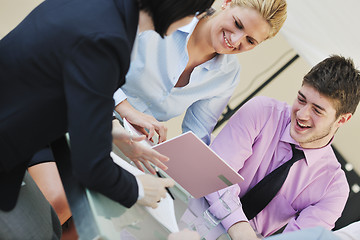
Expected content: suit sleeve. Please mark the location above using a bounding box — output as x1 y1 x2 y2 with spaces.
62 33 138 208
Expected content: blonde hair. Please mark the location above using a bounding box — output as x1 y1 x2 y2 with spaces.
230 0 287 38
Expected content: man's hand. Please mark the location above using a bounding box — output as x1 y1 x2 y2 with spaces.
112 120 169 174
228 221 263 240
136 174 175 208
115 99 168 143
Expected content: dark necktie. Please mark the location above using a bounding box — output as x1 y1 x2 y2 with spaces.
241 144 305 220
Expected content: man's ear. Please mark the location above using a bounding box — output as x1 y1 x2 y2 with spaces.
337 113 352 126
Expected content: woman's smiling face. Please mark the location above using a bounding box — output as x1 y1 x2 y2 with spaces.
208 5 270 54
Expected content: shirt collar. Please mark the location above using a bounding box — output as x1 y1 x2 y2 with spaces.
280 122 334 167
202 54 230 71
178 17 199 34
177 17 229 72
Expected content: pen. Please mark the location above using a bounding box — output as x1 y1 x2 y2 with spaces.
156 170 175 200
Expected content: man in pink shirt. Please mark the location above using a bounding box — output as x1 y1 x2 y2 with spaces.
203 55 360 239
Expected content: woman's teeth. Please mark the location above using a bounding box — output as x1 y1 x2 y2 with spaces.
224 32 234 48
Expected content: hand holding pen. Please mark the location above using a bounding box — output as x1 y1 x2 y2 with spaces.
156 167 175 200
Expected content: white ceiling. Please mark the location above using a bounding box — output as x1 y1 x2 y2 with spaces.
281 0 360 68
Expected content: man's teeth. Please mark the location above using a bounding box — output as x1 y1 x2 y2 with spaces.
297 121 308 128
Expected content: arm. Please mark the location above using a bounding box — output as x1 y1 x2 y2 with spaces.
182 95 232 145
205 185 259 240
205 186 261 240
228 222 262 240
64 34 176 208
205 97 270 237
115 98 168 143
182 63 240 145
136 174 175 209
283 171 349 232
63 33 140 207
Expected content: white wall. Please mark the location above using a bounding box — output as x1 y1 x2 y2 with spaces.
0 0 43 38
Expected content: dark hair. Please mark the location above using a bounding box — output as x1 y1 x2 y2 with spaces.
303 55 360 117
138 0 214 37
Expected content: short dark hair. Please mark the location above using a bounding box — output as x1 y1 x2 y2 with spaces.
303 55 360 117
138 0 214 37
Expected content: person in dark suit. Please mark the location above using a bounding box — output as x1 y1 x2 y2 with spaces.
0 0 214 238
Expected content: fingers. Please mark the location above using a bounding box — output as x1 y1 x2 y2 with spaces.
128 116 166 143
143 149 169 171
131 135 146 142
143 123 166 143
132 160 145 172
133 124 149 138
141 117 166 143
118 102 167 142
149 202 158 209
135 117 166 143
150 160 168 172
131 150 168 174
142 157 168 173
136 174 173 209
141 158 156 175
159 187 167 200
156 124 168 143
152 150 169 163
162 178 175 188
147 126 156 141
130 142 169 173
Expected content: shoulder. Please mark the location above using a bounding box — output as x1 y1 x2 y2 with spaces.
70 32 132 59
307 145 342 170
135 30 185 56
68 32 133 72
306 145 349 192
243 96 289 112
64 32 133 89
228 96 290 129
321 147 347 178
137 30 163 42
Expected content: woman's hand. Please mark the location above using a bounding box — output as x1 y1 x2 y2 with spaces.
115 99 168 143
112 120 169 174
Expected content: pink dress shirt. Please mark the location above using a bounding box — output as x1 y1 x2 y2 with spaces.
206 96 349 237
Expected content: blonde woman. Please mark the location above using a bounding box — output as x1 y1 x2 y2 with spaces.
114 0 287 151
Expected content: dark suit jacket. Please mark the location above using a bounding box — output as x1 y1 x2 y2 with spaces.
0 0 139 211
